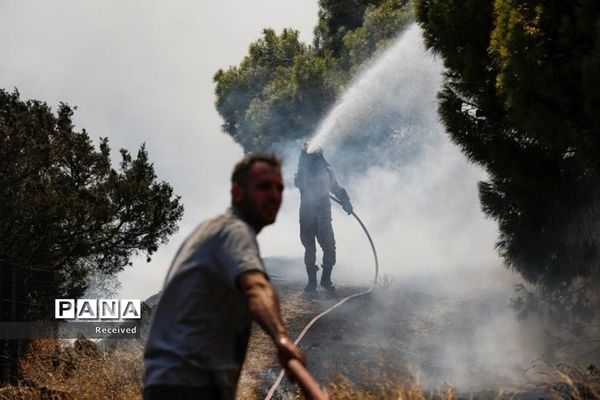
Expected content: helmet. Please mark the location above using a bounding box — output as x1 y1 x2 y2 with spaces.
304 140 322 154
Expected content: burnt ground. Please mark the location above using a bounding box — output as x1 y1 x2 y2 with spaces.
237 258 547 400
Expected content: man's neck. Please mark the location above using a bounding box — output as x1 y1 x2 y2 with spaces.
231 205 262 233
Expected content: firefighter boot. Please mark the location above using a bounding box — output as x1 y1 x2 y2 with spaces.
304 265 318 292
320 265 335 291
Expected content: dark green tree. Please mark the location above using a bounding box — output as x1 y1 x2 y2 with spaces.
415 1 600 294
314 0 387 57
214 29 337 152
0 89 183 382
214 0 412 155
490 0 600 170
341 0 412 70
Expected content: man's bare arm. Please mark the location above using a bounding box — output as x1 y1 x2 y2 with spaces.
236 270 305 366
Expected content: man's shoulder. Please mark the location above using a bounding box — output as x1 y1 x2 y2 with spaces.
203 209 253 238
184 211 239 243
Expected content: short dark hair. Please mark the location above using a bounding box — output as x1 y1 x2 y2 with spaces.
231 153 281 187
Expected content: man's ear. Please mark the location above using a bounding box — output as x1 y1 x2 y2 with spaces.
231 182 243 204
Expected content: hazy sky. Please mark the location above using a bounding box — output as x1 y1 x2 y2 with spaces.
0 1 319 298
0 1 505 304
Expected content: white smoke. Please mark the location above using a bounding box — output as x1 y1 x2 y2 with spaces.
308 24 443 154
259 23 546 392
263 24 501 281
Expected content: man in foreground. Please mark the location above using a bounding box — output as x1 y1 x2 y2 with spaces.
295 142 353 292
143 154 305 400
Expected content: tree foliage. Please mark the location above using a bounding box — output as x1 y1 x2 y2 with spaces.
0 88 183 383
490 0 600 169
0 89 184 299
341 0 412 70
214 29 337 151
314 0 387 58
214 0 412 154
415 0 600 291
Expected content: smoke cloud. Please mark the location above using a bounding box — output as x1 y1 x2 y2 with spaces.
258 24 552 391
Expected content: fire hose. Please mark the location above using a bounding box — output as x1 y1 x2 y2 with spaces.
264 195 380 400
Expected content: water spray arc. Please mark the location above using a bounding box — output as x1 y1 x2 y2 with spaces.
265 23 463 398
306 24 441 155
264 198 380 400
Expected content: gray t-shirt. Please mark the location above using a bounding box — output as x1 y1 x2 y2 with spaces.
143 207 266 397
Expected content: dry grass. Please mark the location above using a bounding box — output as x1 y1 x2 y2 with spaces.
3 296 600 400
0 338 143 400
318 364 464 400
532 363 600 400
324 371 457 400
3 338 600 399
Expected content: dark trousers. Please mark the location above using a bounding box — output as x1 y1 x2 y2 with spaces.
300 206 336 268
143 384 225 400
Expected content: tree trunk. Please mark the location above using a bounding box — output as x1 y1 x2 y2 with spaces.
0 261 19 384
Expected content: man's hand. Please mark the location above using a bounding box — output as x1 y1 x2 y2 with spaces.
333 187 353 215
237 271 305 371
275 336 305 369
275 336 306 383
342 201 353 215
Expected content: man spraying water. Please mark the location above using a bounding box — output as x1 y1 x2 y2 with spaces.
295 142 353 293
